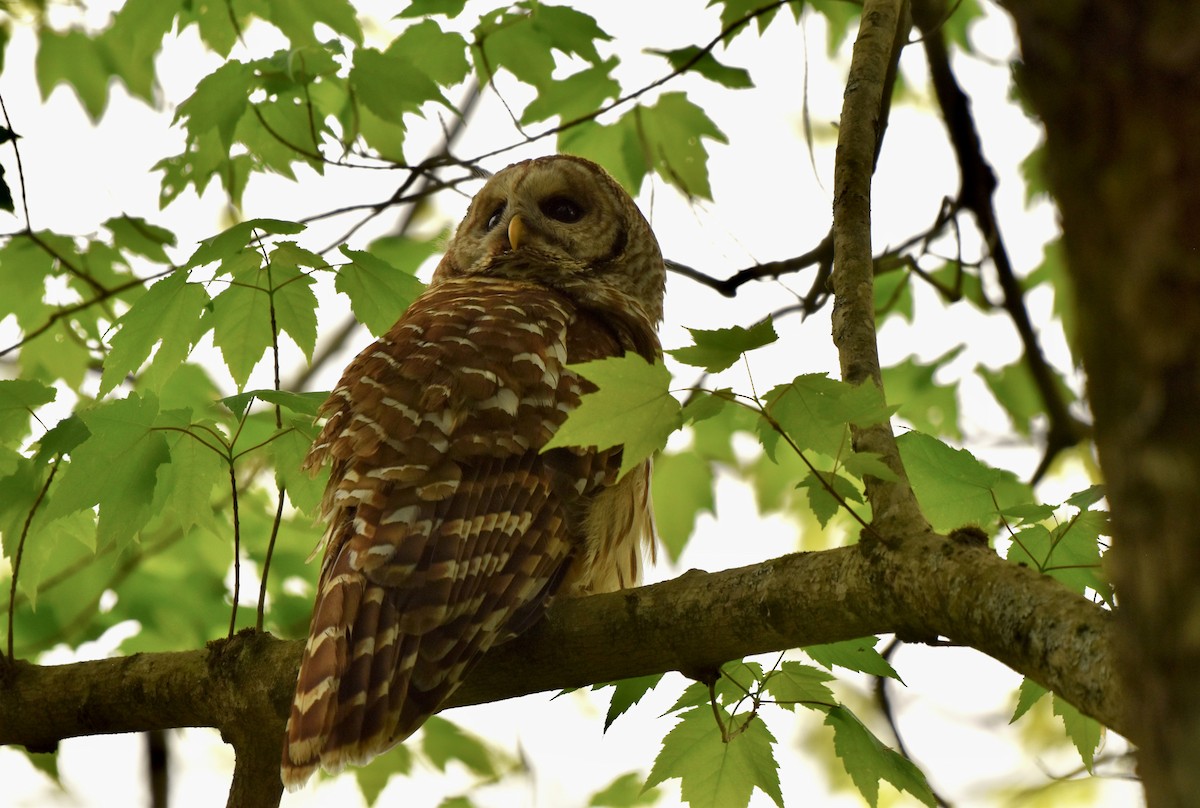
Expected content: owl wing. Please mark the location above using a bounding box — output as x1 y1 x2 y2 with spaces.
282 278 630 786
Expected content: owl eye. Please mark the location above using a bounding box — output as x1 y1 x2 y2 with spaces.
485 203 506 231
540 196 585 223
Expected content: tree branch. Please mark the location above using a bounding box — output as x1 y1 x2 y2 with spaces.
0 536 1122 806
912 0 1090 484
831 0 929 538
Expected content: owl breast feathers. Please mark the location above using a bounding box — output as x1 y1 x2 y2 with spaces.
283 155 665 787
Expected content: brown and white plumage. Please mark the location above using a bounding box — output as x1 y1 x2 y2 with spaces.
282 155 665 787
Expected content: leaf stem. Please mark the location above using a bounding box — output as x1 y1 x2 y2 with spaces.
6 460 59 660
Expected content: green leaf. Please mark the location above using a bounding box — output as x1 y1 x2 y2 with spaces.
542 355 682 478
19 749 61 787
187 218 305 269
100 272 210 397
600 674 663 731
590 772 660 807
0 379 56 444
807 0 861 53
681 388 732 426
1006 510 1111 602
530 4 611 63
350 47 449 124
173 59 253 151
473 9 554 86
1025 239 1079 351
797 469 862 528
981 358 1075 438
1066 484 1105 509
558 115 646 195
1010 676 1048 723
841 451 900 484
437 798 477 808
421 716 499 776
35 28 111 120
265 0 362 46
670 318 777 373
1053 693 1103 772
269 415 325 517
20 321 92 391
42 393 171 549
759 374 892 460
897 431 1029 532
881 347 964 439
825 705 936 807
386 19 470 87
635 93 728 199
397 0 469 18
805 637 901 681
221 389 328 418
0 162 12 213
236 91 325 179
645 707 783 808
267 248 320 361
0 236 54 327
650 47 753 89
353 744 413 806
34 416 90 466
930 261 989 310
104 216 177 264
99 0 181 102
336 245 430 336
763 662 836 709
652 450 714 561
999 502 1057 526
208 265 274 390
155 422 227 536
521 58 620 125
874 266 914 322
707 0 792 36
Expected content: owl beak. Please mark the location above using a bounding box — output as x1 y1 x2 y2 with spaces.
507 214 527 251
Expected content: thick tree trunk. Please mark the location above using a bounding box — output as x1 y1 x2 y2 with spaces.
1002 3 1200 805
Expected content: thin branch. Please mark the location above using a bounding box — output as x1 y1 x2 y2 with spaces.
227 465 242 639
831 0 928 538
876 639 955 807
6 461 59 660
464 1 803 167
0 93 32 229
0 265 174 359
290 82 484 392
257 486 286 632
912 0 1089 484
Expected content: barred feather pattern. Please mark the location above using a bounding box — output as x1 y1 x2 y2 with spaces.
283 279 658 786
283 155 664 788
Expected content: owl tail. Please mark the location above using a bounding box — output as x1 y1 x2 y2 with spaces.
280 551 481 790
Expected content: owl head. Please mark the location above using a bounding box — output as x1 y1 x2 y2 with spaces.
434 155 665 325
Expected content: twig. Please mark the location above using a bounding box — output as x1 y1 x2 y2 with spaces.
875 639 955 807
6 461 59 660
464 1 803 166
290 82 483 391
0 93 32 229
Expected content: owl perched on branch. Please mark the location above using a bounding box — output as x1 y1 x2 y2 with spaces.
282 155 665 787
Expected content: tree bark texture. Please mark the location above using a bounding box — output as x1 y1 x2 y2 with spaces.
1001 3 1200 805
831 0 932 540
0 537 1121 807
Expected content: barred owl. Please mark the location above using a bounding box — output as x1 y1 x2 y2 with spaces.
282 155 665 787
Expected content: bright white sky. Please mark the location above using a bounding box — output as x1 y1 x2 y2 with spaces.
0 1 1139 806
